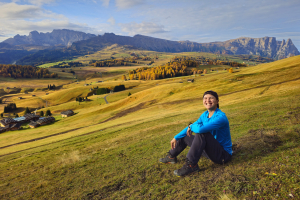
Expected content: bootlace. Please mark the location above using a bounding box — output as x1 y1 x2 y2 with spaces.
183 158 194 168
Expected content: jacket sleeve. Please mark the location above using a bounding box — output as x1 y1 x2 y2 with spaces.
174 117 203 140
190 113 227 134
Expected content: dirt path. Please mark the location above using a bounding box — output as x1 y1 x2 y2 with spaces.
103 94 110 104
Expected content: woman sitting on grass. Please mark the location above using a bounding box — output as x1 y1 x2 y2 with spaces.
159 90 232 176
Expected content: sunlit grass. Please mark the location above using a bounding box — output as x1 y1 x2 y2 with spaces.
0 55 300 199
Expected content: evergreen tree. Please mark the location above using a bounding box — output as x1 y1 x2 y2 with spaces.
45 109 52 116
39 111 44 117
24 107 30 114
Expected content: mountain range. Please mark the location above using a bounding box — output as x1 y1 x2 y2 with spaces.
0 29 299 65
3 29 96 48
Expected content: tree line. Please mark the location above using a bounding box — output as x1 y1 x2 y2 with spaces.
3 103 17 113
91 58 138 67
0 64 58 78
172 56 247 67
48 84 56 90
96 85 126 95
90 54 154 67
127 60 198 80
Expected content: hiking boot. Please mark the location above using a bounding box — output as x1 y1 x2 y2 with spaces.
174 159 200 176
159 152 177 164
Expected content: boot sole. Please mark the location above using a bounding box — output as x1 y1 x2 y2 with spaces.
174 169 200 177
160 161 176 164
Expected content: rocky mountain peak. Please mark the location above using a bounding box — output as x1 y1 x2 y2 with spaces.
29 31 39 37
2 29 96 47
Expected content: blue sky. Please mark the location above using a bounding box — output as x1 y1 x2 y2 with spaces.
1 0 300 50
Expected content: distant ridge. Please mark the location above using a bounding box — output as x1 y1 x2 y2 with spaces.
1 29 299 65
71 33 299 60
2 29 96 47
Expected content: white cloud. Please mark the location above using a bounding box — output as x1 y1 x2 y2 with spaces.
27 0 56 6
0 19 94 38
100 0 110 7
96 0 143 9
119 21 167 35
107 17 115 25
0 2 63 19
0 2 97 41
115 0 144 9
2 19 88 32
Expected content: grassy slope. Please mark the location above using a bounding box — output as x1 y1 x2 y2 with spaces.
37 60 75 68
0 56 300 199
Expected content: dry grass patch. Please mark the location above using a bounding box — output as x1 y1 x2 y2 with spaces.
58 150 84 166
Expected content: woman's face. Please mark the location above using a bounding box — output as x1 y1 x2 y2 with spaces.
203 94 219 111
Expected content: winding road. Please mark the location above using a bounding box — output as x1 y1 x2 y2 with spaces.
103 93 111 104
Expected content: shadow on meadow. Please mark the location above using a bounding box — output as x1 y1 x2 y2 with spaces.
232 128 282 161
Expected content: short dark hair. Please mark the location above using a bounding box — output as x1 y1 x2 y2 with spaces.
203 90 219 108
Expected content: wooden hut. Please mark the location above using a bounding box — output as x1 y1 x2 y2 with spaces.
9 123 22 131
23 113 40 122
36 117 55 126
48 117 55 123
28 121 40 128
61 110 74 118
0 118 16 127
36 118 49 126
0 127 7 133
14 116 26 123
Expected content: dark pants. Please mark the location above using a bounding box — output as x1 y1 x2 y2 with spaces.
169 132 232 165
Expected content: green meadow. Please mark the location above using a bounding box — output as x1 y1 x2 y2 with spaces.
0 55 299 199
37 60 75 68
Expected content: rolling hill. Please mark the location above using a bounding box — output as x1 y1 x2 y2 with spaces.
0 55 299 199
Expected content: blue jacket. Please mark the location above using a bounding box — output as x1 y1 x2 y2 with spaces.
174 108 232 155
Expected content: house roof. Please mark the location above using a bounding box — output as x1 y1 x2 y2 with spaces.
0 118 16 125
9 123 22 129
0 127 7 132
36 117 55 124
28 121 39 126
61 110 74 115
14 116 26 122
23 113 40 120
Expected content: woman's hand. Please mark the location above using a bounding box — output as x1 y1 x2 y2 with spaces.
170 138 177 150
187 127 192 137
